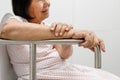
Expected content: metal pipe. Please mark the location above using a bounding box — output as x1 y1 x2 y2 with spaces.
94 45 101 68
0 39 102 80
29 43 36 80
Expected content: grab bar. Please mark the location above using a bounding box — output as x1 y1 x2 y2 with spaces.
0 39 101 80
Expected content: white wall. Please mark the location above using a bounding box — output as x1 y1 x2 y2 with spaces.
47 0 120 77
0 0 120 77
0 0 12 21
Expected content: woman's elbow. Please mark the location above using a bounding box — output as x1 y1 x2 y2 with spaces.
60 53 72 60
0 24 8 38
0 23 13 39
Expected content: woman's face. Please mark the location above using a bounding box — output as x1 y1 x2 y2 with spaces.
28 0 50 23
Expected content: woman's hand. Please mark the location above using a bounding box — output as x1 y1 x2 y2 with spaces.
53 44 73 59
72 29 105 52
88 37 105 52
50 22 73 36
50 22 73 59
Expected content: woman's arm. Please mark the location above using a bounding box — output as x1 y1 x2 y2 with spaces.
53 44 73 60
0 19 74 40
0 18 105 52
49 23 73 59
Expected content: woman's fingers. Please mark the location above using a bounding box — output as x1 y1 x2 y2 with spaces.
60 24 73 36
50 24 106 52
89 47 95 52
80 36 105 52
50 22 73 36
65 24 73 31
60 25 67 36
88 38 105 52
79 34 91 47
50 22 61 36
55 23 62 36
72 30 105 52
50 22 57 31
98 38 106 52
80 32 95 48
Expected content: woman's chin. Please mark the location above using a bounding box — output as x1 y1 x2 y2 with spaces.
42 15 49 20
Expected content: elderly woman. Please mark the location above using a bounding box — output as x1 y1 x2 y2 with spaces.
0 0 119 80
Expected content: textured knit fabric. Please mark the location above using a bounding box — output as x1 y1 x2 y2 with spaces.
1 13 120 80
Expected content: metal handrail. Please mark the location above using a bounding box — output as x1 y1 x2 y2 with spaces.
0 39 101 80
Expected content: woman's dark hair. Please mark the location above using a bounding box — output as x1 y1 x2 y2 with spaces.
12 0 33 19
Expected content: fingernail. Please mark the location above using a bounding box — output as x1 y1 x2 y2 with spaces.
104 49 106 52
51 28 54 30
55 33 58 36
60 32 63 36
66 28 69 30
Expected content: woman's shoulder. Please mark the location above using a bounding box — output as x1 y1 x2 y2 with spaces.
0 13 28 29
1 13 27 23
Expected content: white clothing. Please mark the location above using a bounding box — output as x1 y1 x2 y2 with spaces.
1 13 120 80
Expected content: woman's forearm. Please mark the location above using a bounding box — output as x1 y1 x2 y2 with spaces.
0 19 74 40
54 44 73 59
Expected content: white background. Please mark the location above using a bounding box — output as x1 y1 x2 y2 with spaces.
0 0 120 77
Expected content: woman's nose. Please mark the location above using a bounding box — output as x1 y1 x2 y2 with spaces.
43 0 50 8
